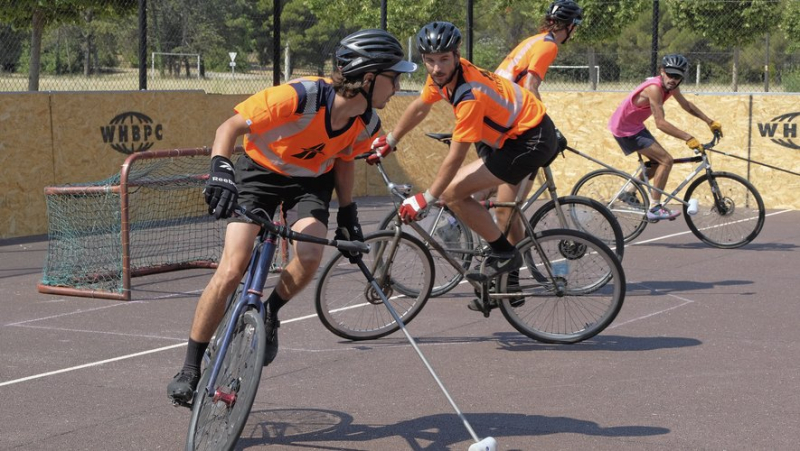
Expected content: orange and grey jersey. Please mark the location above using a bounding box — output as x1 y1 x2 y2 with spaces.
494 32 559 85
419 58 546 148
235 77 381 177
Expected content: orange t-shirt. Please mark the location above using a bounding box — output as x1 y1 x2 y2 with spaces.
495 32 559 85
420 58 546 148
235 77 380 177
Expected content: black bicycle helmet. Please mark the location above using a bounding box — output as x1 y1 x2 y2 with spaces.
546 0 583 25
416 21 462 54
661 54 689 78
336 29 417 78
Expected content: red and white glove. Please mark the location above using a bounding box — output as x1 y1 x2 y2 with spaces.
399 191 437 223
366 133 399 165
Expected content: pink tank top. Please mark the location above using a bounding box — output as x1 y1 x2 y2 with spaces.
608 77 672 137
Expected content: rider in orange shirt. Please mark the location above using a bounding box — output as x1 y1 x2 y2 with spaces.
371 21 559 296
492 0 582 246
167 29 416 407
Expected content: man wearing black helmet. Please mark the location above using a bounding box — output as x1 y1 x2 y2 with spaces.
372 21 558 287
491 0 582 247
609 54 722 221
167 29 416 407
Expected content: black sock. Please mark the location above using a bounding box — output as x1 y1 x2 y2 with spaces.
266 290 289 320
488 236 515 254
183 338 208 374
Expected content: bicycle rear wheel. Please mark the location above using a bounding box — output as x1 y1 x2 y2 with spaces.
498 229 625 344
571 169 649 243
315 230 434 340
683 171 765 248
528 195 625 261
186 309 266 451
378 207 473 297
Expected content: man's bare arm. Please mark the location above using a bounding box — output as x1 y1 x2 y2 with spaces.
645 85 693 141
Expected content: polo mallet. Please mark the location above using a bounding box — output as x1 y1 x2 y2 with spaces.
353 256 498 451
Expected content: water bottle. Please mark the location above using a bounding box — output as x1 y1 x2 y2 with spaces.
552 260 569 277
687 198 699 215
436 216 460 243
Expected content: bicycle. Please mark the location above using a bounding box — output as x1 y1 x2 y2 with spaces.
376 132 625 298
184 205 372 451
570 132 765 248
315 158 626 345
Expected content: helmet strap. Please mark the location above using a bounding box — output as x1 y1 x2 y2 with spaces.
359 75 377 113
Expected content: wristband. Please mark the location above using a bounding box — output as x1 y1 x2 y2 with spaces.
423 190 437 203
386 132 399 148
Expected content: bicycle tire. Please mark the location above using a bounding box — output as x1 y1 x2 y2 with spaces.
186 309 266 451
378 207 473 297
683 171 765 248
571 169 649 243
315 230 434 340
527 195 625 261
498 229 625 344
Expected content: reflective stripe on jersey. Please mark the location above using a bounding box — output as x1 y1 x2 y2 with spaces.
236 77 380 177
495 33 558 85
422 58 544 148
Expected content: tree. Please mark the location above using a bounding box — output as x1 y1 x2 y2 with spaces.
0 0 135 90
667 0 783 91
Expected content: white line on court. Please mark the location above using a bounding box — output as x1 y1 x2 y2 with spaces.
0 342 187 388
3 210 789 388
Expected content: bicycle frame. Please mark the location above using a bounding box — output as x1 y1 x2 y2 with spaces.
371 159 561 299
566 134 721 208
202 227 275 397
202 206 368 396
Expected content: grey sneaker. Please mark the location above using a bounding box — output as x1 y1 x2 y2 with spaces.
167 369 199 407
264 315 280 366
646 204 680 221
466 249 522 282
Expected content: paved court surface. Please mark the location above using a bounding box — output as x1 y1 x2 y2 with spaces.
1 199 798 451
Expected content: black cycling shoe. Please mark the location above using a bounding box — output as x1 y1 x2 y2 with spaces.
505 270 525 308
466 249 522 282
264 315 280 366
167 369 200 407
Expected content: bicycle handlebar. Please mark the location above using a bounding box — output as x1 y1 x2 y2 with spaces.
703 131 722 150
233 205 370 255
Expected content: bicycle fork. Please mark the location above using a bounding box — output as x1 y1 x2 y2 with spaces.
201 233 277 406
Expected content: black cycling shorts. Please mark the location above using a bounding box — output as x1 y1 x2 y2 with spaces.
475 114 558 185
232 154 334 227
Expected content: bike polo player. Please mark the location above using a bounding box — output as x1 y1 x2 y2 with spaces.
370 21 559 294
167 29 416 406
608 54 722 221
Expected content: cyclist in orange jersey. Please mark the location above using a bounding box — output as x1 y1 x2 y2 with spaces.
491 0 582 247
167 29 417 406
371 21 558 288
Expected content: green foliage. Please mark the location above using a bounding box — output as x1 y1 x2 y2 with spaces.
782 0 800 52
667 0 782 48
784 70 800 92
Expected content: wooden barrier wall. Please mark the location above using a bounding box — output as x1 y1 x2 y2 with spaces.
0 90 797 239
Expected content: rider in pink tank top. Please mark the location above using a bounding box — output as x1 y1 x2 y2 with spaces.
605 54 722 222
608 77 673 137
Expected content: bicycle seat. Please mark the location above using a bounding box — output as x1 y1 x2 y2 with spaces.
425 132 452 143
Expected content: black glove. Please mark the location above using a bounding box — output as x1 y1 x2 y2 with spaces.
334 203 364 263
554 127 568 153
203 155 238 220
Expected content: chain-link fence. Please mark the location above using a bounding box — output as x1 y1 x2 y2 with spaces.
1 0 799 94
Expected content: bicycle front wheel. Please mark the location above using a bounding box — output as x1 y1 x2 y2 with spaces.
315 230 434 340
378 207 473 297
572 169 649 243
498 229 626 344
528 195 625 261
186 309 266 451
683 171 765 248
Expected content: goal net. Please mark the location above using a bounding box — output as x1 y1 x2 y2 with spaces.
38 147 237 301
